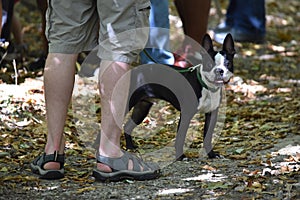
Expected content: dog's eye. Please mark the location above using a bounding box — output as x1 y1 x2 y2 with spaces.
224 60 230 67
219 50 225 55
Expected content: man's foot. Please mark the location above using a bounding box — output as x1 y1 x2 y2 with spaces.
93 151 161 181
30 151 65 179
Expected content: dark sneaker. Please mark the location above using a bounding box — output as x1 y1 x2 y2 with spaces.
3 43 28 61
214 27 265 44
28 56 46 71
214 22 232 33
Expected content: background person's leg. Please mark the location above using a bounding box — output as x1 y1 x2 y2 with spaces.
232 0 266 36
214 0 265 43
174 0 211 45
173 0 211 67
140 0 174 65
1 0 14 41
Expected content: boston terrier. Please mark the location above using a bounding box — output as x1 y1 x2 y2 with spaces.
123 34 235 160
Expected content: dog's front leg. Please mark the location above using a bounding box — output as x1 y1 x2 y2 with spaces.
124 100 153 149
204 109 220 158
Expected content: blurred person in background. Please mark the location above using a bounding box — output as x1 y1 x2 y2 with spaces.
213 0 266 44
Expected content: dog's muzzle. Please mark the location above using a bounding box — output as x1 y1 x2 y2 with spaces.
214 67 233 84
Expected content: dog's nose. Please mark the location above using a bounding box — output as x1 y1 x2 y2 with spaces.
214 68 224 76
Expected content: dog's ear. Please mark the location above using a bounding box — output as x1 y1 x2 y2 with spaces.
222 34 236 55
202 34 214 53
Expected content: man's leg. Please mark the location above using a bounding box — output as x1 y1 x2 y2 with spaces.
96 0 149 163
31 0 99 179
43 53 77 170
92 0 161 181
97 60 130 172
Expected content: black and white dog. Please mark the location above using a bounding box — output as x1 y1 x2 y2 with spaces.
123 34 235 160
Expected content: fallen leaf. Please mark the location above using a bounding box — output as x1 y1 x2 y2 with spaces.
202 165 216 171
252 181 262 188
76 187 96 194
0 152 9 158
0 167 8 172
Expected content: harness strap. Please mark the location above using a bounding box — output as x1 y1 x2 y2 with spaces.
142 49 219 92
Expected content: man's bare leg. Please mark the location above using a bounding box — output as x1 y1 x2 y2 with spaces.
43 53 77 170
97 60 131 172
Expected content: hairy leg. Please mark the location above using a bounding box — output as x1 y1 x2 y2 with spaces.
97 60 131 172
43 53 77 170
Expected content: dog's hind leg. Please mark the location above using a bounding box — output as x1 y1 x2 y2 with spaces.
124 99 153 149
175 114 193 161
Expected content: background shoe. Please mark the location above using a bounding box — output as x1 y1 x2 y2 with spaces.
214 27 265 44
28 56 46 71
3 43 28 61
214 22 232 33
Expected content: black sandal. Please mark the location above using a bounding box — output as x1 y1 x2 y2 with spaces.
30 151 65 179
92 151 161 181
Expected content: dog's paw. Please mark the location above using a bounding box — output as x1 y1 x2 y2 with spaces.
124 133 138 149
125 142 138 150
207 151 223 159
176 154 187 161
125 139 138 150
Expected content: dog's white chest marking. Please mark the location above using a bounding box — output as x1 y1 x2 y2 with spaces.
197 88 221 113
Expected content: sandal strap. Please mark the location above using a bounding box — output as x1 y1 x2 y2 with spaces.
33 151 65 170
97 151 156 172
43 151 65 165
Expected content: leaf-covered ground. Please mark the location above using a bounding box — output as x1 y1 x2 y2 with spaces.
1 0 300 199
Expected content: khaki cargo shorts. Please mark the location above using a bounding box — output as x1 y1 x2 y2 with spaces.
46 0 150 63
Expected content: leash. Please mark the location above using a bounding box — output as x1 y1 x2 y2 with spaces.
142 49 158 63
177 65 219 92
142 49 219 92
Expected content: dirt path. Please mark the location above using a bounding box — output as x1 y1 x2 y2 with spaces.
1 135 299 199
0 75 299 200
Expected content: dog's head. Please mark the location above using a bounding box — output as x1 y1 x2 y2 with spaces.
200 34 235 88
